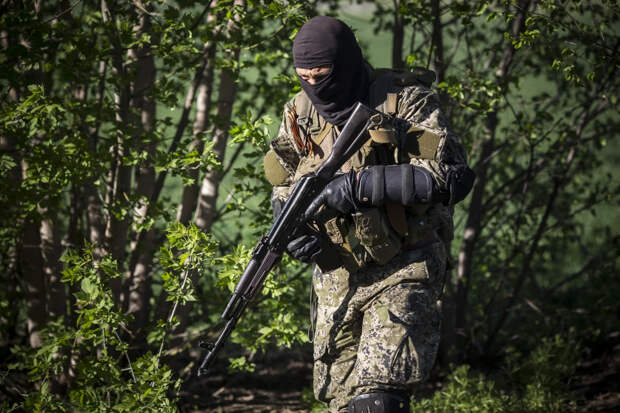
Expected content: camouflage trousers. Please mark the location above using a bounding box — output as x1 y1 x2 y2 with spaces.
311 241 447 413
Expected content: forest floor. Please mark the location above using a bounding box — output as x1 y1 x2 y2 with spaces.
180 335 620 413
180 348 315 412
568 333 620 413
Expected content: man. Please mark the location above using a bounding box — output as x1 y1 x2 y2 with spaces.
263 16 474 413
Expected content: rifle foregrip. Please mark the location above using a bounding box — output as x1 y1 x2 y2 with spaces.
221 293 241 320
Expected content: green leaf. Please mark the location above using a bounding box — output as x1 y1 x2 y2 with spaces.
80 278 98 299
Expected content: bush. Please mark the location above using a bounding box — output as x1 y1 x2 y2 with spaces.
412 334 578 413
5 223 218 412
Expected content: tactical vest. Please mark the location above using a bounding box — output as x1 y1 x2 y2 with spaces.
265 67 453 273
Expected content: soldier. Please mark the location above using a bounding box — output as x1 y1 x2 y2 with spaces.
263 16 474 413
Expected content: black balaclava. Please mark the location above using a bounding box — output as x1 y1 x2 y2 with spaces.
293 16 370 127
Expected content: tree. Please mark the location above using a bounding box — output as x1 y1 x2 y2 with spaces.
1 0 618 410
0 0 312 408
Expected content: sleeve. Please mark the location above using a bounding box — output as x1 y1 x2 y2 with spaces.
397 86 475 205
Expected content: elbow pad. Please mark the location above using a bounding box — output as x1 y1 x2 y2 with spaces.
356 164 434 206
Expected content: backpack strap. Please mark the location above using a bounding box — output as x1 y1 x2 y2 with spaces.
385 92 398 115
295 91 334 147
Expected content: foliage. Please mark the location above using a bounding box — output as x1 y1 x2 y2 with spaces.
1 0 314 407
9 244 174 411
412 335 579 413
0 0 618 410
374 0 620 362
301 385 328 412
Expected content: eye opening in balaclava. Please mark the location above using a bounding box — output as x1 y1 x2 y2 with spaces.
293 16 370 127
295 65 334 86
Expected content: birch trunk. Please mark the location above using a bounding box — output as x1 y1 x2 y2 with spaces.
85 60 108 261
102 0 133 301
126 12 157 332
177 43 217 224
194 2 244 231
20 160 46 348
40 210 65 319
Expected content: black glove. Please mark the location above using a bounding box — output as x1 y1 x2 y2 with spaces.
305 170 359 218
303 163 473 219
305 165 435 219
355 164 438 205
286 234 322 263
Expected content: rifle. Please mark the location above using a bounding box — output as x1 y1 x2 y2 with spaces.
197 102 383 377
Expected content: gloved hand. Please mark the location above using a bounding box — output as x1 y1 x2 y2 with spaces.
286 234 322 263
305 170 358 218
306 164 444 220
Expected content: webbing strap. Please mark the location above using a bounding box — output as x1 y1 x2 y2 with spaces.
314 122 332 146
295 91 333 147
401 163 413 204
371 165 385 205
385 203 408 237
386 92 398 115
295 92 312 122
368 129 396 144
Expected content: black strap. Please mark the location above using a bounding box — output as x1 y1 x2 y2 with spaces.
371 165 385 205
348 392 410 413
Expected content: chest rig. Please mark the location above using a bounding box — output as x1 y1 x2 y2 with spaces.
266 68 445 272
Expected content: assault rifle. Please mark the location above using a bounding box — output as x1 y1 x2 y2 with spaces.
197 102 383 377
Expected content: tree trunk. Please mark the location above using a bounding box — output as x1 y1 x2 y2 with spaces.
21 221 46 348
425 0 457 366
20 160 46 348
430 0 447 107
177 42 217 224
102 0 133 301
40 209 65 319
85 60 108 261
392 0 404 69
126 12 157 334
453 0 534 359
127 31 213 276
194 2 244 231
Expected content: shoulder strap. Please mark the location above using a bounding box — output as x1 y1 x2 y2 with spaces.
294 91 312 123
385 92 398 115
294 91 333 147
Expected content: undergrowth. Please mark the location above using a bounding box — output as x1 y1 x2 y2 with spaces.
302 334 579 413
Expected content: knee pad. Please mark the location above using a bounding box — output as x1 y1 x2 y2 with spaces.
348 392 410 413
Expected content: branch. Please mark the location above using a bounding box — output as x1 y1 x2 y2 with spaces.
484 96 605 352
454 0 535 355
128 57 209 275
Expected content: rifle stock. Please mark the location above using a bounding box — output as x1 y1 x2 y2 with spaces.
197 102 383 377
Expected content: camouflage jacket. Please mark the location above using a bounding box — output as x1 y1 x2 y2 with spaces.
265 68 471 272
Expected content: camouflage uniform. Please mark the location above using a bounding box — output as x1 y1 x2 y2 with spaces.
266 69 469 412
